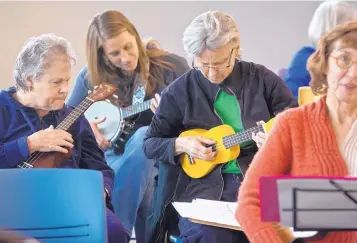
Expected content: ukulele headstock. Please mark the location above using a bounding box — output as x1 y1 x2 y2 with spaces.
262 118 275 133
88 83 117 102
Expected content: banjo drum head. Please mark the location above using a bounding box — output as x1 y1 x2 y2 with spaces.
84 101 122 142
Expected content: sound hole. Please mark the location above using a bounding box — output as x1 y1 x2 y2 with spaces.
204 143 217 152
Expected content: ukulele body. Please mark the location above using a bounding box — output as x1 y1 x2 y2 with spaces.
17 83 117 169
179 119 275 178
179 124 240 179
30 149 72 168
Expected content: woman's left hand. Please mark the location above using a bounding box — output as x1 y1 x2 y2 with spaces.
252 120 268 148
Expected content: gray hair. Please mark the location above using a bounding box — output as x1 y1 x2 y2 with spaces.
13 33 76 91
308 0 357 46
182 11 240 57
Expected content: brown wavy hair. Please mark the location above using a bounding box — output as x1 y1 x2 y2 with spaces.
86 10 174 105
307 20 357 96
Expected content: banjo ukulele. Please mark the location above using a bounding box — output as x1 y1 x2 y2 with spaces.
84 99 152 153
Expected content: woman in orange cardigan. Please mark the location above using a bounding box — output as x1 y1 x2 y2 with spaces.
236 20 357 243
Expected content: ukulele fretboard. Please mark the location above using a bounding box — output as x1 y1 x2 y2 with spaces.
58 97 94 131
222 125 265 148
17 97 94 168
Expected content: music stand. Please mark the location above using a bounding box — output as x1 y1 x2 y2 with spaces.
260 176 357 242
285 179 357 232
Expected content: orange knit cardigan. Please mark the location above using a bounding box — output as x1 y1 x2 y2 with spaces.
236 97 357 243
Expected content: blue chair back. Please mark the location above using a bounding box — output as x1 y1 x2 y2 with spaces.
0 169 107 243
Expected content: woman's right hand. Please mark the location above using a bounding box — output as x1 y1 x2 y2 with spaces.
174 136 217 160
27 125 74 154
89 117 112 150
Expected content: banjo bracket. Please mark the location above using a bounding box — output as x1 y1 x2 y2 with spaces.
112 119 136 153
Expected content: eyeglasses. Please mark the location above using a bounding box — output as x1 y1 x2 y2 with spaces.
192 48 234 71
330 53 357 69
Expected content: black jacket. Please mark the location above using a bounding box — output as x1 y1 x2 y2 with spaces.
143 60 298 242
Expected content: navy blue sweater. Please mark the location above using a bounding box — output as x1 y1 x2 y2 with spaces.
0 87 114 196
283 46 316 98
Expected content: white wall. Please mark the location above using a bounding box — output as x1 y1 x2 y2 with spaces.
0 1 327 89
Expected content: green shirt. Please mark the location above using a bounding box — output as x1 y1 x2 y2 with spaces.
214 90 245 174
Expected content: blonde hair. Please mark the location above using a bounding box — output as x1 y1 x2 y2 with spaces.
86 10 173 103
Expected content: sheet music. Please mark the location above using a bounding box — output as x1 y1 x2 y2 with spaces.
173 198 318 239
171 202 192 218
172 199 241 228
277 178 357 230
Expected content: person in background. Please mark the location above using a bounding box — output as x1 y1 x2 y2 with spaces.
0 34 127 243
284 0 357 99
236 20 357 243
143 10 297 243
66 10 190 242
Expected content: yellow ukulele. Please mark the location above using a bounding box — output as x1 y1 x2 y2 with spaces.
179 119 275 178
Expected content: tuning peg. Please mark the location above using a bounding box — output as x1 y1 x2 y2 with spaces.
87 90 92 94
94 85 98 89
106 99 111 103
113 94 118 99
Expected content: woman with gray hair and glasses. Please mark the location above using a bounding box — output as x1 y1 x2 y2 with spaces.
284 0 357 99
0 34 128 243
143 10 297 243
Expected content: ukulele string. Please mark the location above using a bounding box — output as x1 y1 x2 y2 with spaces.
202 126 264 151
122 99 151 117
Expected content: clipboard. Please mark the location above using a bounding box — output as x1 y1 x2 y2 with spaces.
188 218 242 231
188 216 319 242
173 199 317 242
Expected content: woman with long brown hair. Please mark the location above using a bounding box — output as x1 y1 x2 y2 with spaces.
66 10 189 242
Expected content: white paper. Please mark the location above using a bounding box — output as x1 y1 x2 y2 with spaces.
173 198 317 238
173 199 241 228
171 202 192 218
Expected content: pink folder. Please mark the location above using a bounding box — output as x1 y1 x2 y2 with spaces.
259 175 281 222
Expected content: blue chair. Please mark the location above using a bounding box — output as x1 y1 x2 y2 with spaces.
0 169 107 243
